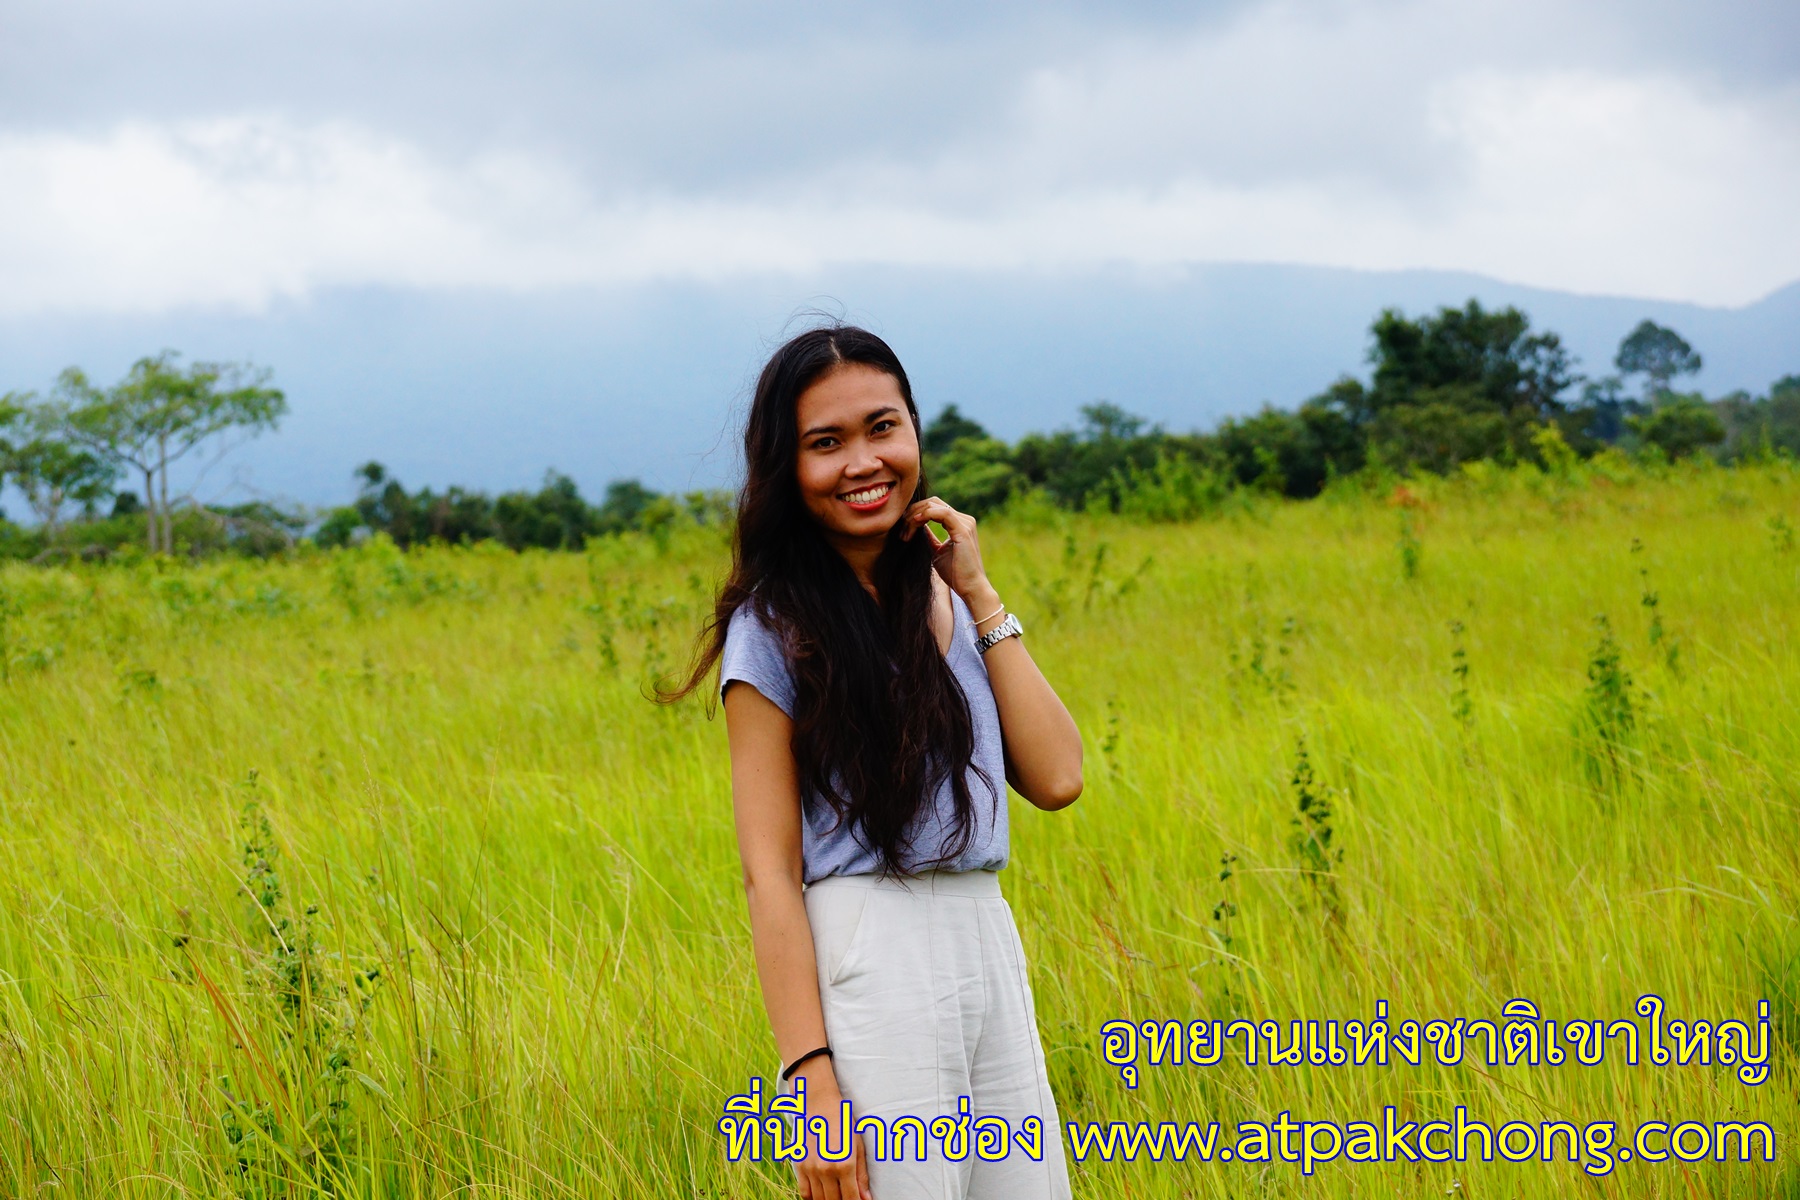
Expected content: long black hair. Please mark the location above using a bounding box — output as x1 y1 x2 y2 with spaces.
665 325 991 874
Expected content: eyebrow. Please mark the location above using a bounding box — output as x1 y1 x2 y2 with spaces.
801 405 901 440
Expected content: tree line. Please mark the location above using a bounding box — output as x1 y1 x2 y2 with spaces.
0 354 286 557
3 303 1796 560
0 354 722 561
313 463 733 551
924 306 1800 518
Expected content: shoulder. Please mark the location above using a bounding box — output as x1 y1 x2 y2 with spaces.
723 597 777 643
720 599 796 716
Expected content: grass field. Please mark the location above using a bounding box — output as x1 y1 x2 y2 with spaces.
2 458 1797 1198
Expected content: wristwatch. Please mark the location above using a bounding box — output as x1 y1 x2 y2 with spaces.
975 612 1023 655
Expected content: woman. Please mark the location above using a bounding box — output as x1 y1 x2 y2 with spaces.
670 325 1082 1200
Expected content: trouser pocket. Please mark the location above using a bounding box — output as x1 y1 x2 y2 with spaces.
804 882 875 987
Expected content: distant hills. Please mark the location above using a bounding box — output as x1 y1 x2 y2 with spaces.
1 264 1795 510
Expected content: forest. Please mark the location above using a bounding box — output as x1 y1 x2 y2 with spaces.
2 303 1795 562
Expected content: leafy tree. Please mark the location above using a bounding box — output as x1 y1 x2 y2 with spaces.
1113 450 1232 521
58 353 286 553
0 393 117 542
931 438 1020 515
204 501 308 557
1211 394 1362 497
1713 375 1800 462
1368 301 1575 421
1332 300 1577 472
921 404 989 455
0 393 27 503
1009 403 1170 510
337 462 496 547
313 506 364 549
1574 375 1644 444
595 479 659 535
346 462 423 543
1628 395 1725 460
678 489 736 526
10 437 115 540
0 392 25 444
494 472 594 549
1616 320 1702 401
1078 402 1146 441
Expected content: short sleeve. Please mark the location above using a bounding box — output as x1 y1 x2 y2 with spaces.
718 602 796 717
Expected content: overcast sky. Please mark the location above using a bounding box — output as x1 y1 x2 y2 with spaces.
2 0 1797 313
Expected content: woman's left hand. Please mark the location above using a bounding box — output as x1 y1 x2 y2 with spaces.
901 496 996 606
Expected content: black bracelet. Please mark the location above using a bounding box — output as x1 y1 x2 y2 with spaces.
780 1046 833 1083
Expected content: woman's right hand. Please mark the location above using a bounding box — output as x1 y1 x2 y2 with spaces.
793 1067 872 1200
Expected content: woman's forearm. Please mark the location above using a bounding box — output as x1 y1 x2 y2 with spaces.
964 581 1083 809
744 873 836 1072
902 499 1083 810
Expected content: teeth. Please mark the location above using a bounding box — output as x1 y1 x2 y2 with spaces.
842 484 891 505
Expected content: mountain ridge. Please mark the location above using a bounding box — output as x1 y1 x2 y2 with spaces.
1 262 1794 511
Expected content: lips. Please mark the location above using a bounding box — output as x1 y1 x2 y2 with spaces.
838 481 895 511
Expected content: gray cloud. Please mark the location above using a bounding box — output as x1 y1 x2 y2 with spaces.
0 3 1225 154
0 0 1794 309
7 0 1788 190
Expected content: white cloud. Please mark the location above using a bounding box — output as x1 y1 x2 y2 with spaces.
0 38 1794 313
1412 70 1800 302
0 119 610 311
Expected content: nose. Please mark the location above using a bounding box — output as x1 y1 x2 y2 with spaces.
843 441 881 478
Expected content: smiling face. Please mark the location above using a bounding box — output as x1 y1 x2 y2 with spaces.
793 362 921 546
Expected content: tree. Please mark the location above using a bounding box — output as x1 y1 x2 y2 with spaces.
1005 402 1171 510
1366 301 1575 422
1628 395 1725 460
1212 394 1363 497
494 471 598 549
921 404 989 455
931 437 1020 515
10 437 115 540
1078 402 1147 441
1327 300 1578 472
1574 375 1644 444
0 393 27 497
58 352 286 554
0 393 117 542
1616 320 1701 402
595 479 659 534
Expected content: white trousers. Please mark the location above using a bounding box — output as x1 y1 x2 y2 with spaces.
800 870 1073 1200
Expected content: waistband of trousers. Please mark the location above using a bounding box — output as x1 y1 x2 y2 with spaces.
804 868 1002 898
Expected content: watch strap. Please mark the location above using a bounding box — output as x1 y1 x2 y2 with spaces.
975 612 1023 654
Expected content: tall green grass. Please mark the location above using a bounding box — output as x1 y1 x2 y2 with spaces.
1 458 1796 1197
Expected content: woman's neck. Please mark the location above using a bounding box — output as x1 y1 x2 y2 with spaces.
823 528 886 600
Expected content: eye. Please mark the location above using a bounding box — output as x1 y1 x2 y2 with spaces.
809 436 838 450
871 419 898 435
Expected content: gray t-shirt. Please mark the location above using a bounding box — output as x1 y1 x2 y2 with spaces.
719 592 1008 883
